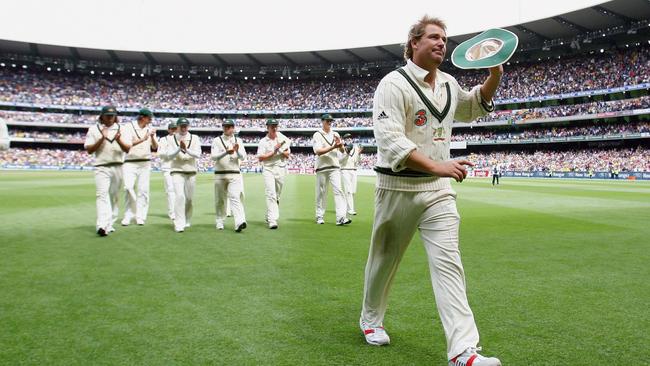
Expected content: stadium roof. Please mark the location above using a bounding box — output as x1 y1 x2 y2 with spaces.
0 0 648 69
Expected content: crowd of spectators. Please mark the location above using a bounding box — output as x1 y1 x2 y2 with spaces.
467 147 649 172
452 121 650 141
475 96 650 123
455 46 650 100
0 111 374 129
2 147 648 173
1 94 649 130
8 121 648 146
1 46 648 110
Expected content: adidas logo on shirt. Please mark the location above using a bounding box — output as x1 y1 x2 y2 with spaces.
377 111 389 119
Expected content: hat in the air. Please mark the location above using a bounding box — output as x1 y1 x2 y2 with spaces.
451 28 518 69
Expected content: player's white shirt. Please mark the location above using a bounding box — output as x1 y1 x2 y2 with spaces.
257 132 291 168
339 144 361 170
0 119 9 150
312 129 342 171
373 59 493 191
124 121 154 161
157 135 174 171
211 134 247 172
83 123 126 166
160 132 201 173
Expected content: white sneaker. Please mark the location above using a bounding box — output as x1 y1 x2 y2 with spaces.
107 226 116 233
185 223 191 228
216 221 224 230
348 211 357 216
269 222 278 229
175 228 184 233
316 217 325 225
449 347 501 366
336 218 352 226
359 318 390 346
136 220 145 226
121 218 131 226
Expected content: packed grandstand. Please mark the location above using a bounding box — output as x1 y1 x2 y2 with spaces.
1 26 649 179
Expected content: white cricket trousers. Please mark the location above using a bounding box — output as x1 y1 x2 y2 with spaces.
214 175 246 229
262 166 286 225
172 172 196 231
315 168 347 221
94 165 123 231
162 170 175 219
361 188 479 360
122 161 151 223
341 169 357 214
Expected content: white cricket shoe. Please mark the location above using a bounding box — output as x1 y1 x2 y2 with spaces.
336 218 352 226
359 318 390 346
136 220 145 226
449 347 501 366
216 223 224 230
235 222 247 233
316 217 325 225
120 218 131 226
185 223 191 228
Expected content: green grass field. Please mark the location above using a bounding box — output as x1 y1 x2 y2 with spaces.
1 171 649 365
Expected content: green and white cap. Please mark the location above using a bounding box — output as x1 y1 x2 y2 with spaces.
138 108 153 117
451 28 518 69
100 105 118 116
320 113 334 121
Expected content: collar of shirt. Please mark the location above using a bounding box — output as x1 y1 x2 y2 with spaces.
176 133 191 142
132 121 148 131
99 123 119 131
318 129 334 137
406 59 443 89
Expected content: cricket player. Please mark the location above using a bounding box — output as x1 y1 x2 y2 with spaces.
121 108 157 226
0 118 9 151
211 119 247 233
83 106 131 236
359 17 503 366
157 121 178 220
159 118 201 232
491 164 500 186
257 119 291 229
312 114 351 226
338 133 362 216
